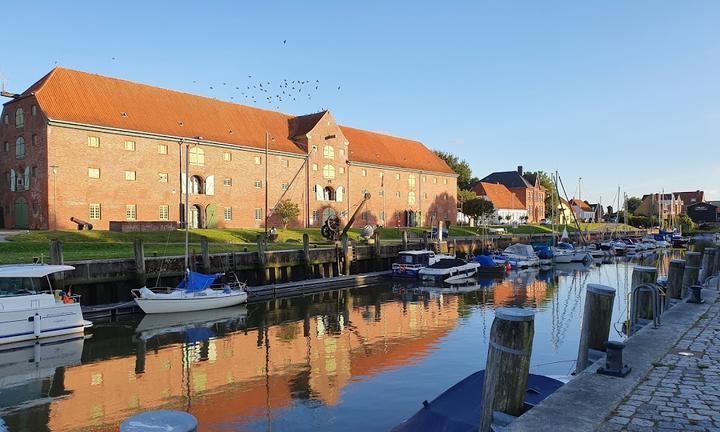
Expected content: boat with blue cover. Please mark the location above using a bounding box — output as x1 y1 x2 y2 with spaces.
391 370 564 431
491 244 540 268
473 255 508 275
532 245 554 266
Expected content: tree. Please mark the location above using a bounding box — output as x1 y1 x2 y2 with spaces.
462 198 494 224
523 170 556 218
677 214 694 233
274 199 300 229
457 189 477 205
434 151 474 190
626 197 642 214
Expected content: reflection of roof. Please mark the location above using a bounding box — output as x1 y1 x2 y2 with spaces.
22 67 453 174
480 171 532 189
472 182 524 210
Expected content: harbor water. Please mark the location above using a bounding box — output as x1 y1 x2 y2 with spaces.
0 250 682 431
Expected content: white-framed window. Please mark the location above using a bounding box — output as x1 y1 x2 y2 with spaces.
15 137 25 159
89 203 101 220
395 173 400 180
361 169 367 177
395 191 401 198
339 166 345 174
125 171 136 181
31 105 37 116
323 164 335 179
323 145 334 160
254 208 262 220
158 144 168 154
281 183 289 190
158 172 168 182
433 177 437 184
444 178 448 185
224 207 232 221
254 155 262 165
281 158 289 168
126 204 137 220
15 108 24 128
189 147 204 166
408 175 416 188
223 178 232 187
312 163 318 171
223 152 232 161
254 180 262 189
159 205 169 221
88 136 100 148
124 140 136 151
88 168 100 178
422 176 426 183
379 190 384 197
408 191 416 205
312 210 319 224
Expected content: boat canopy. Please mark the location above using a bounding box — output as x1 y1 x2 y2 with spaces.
555 242 575 250
504 244 536 257
0 264 75 278
177 271 224 293
475 255 496 267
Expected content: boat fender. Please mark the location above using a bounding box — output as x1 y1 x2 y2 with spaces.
505 262 512 272
33 313 41 337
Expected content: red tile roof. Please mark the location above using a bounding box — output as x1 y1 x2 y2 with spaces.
569 199 592 211
23 68 453 174
471 182 525 210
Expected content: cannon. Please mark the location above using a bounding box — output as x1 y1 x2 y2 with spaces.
321 192 371 241
70 217 94 230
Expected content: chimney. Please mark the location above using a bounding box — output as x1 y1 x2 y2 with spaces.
517 165 523 176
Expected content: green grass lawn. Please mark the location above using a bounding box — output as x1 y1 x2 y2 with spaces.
0 223 638 264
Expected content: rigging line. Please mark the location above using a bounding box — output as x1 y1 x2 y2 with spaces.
557 173 586 245
267 159 307 218
154 230 174 288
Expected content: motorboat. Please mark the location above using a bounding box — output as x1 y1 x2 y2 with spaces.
671 234 688 248
602 240 627 256
418 258 480 283
392 250 451 278
581 243 611 260
651 234 670 248
0 265 92 345
132 271 248 314
532 245 554 266
552 243 592 264
492 244 540 268
473 255 508 276
391 370 564 431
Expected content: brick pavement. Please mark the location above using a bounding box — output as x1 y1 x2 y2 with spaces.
601 301 720 431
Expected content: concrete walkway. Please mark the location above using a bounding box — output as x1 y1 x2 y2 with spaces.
601 301 720 431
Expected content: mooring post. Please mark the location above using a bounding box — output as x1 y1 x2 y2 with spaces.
341 234 352 276
575 284 616 373
666 259 685 302
683 252 702 298
479 308 535 432
200 237 210 272
631 266 658 320
302 233 312 279
401 230 408 250
373 231 382 269
133 239 147 287
700 248 716 283
257 235 267 284
49 239 65 290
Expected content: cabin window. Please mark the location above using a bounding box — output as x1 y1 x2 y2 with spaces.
0 277 42 296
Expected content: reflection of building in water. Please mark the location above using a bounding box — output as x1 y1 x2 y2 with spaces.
491 272 553 307
43 292 461 431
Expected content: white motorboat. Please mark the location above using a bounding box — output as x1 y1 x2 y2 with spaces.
419 258 480 283
0 265 92 345
552 243 592 264
392 250 453 278
132 271 248 314
492 244 540 268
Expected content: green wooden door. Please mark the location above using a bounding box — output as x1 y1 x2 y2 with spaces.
206 203 218 228
14 197 28 229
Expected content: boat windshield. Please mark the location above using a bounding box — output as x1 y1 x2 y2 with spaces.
398 254 429 265
0 277 47 297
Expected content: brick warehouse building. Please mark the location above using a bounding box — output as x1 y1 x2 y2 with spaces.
0 68 457 230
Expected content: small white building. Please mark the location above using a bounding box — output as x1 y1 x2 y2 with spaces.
472 182 528 224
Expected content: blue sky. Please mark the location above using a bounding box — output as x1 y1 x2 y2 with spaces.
2 1 719 203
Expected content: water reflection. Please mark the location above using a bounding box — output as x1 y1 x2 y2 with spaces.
0 250 683 432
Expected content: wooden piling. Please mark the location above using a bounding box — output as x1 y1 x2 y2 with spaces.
480 308 535 432
302 234 312 279
373 231 382 269
700 248 716 282
342 234 352 276
683 252 702 298
575 284 616 373
632 266 658 320
666 259 685 301
401 230 408 250
200 237 210 272
257 236 267 284
133 239 146 287
49 239 65 290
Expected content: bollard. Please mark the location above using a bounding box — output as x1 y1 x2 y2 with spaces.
575 284 616 373
597 341 631 377
479 308 535 432
688 285 704 304
665 259 685 302
700 248 716 283
120 410 197 432
341 234 352 276
133 239 146 287
682 252 702 298
631 266 658 320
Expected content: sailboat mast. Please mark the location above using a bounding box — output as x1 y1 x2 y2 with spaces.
184 141 190 270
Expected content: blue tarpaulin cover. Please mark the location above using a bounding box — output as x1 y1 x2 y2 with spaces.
391 371 564 432
475 255 497 267
176 271 223 293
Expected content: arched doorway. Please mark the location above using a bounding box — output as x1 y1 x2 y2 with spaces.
190 204 203 228
323 186 335 201
14 197 28 229
190 176 204 194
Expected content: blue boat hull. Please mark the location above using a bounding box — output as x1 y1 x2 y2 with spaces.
391 370 564 432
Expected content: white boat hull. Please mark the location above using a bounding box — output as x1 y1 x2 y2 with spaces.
0 299 89 345
134 290 248 314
